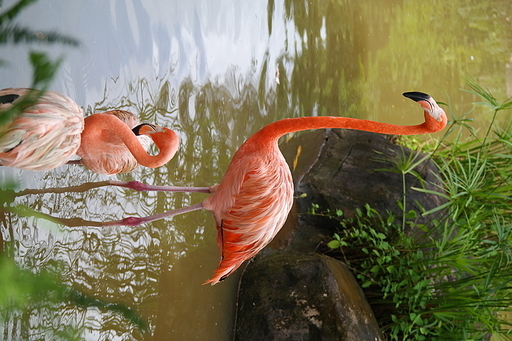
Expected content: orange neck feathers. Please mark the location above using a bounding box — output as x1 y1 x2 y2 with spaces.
252 112 446 145
80 113 179 169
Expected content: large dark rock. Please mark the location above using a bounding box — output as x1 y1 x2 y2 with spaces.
235 252 383 341
295 129 444 219
281 128 446 252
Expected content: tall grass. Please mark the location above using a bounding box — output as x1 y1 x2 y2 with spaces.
321 80 512 340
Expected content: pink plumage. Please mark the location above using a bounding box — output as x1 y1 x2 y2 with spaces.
0 88 84 171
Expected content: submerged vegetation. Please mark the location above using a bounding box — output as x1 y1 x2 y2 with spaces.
320 81 512 340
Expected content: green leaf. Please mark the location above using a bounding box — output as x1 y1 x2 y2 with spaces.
29 51 62 88
327 240 341 249
0 0 37 25
370 265 380 274
376 232 386 240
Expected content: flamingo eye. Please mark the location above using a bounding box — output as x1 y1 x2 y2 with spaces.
424 103 444 123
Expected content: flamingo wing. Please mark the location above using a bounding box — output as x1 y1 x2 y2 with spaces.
203 152 294 284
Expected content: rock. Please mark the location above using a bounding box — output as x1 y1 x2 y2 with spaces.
282 128 446 252
235 252 383 341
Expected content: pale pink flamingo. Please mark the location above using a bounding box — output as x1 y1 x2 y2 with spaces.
0 88 84 171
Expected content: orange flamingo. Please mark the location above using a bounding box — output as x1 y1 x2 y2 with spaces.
73 110 180 175
104 91 447 285
0 88 84 171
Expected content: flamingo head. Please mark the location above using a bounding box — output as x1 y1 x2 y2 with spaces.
402 91 445 123
132 123 179 163
132 123 160 136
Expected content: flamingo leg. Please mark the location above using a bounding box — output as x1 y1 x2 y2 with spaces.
14 181 112 196
66 160 82 165
7 202 205 227
102 202 205 227
108 180 211 193
6 205 104 227
13 181 212 197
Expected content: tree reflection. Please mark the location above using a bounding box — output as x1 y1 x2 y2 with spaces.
283 0 511 126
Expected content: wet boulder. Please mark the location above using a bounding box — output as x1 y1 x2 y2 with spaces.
283 128 445 252
235 251 383 341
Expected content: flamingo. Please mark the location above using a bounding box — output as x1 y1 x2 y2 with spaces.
103 91 447 285
72 110 180 175
0 88 84 171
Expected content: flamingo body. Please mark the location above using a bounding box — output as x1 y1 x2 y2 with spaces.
201 91 447 284
76 111 180 175
77 110 150 174
202 143 294 283
0 88 84 171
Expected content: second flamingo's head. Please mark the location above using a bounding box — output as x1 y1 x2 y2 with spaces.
132 123 180 167
132 123 160 136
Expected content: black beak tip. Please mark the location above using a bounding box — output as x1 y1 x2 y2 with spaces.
402 91 431 102
132 123 157 135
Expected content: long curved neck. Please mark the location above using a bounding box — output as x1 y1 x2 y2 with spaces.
250 114 442 144
82 114 179 168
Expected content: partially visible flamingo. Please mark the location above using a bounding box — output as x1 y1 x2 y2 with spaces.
73 110 180 175
0 88 84 171
104 91 447 285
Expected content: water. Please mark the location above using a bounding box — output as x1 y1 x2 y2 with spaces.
0 0 510 339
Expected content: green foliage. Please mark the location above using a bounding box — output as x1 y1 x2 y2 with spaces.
0 52 63 127
0 0 75 126
321 79 512 340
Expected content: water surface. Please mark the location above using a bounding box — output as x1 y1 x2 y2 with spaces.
0 0 510 339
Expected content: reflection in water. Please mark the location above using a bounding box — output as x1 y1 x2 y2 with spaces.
1 0 511 339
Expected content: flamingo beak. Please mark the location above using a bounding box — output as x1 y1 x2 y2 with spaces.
132 123 162 136
403 91 445 123
402 91 431 102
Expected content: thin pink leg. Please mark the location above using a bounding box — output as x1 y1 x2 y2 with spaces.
15 181 112 196
102 202 205 227
10 206 104 227
109 180 211 193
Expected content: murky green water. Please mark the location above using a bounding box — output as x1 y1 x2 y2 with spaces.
1 0 510 339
